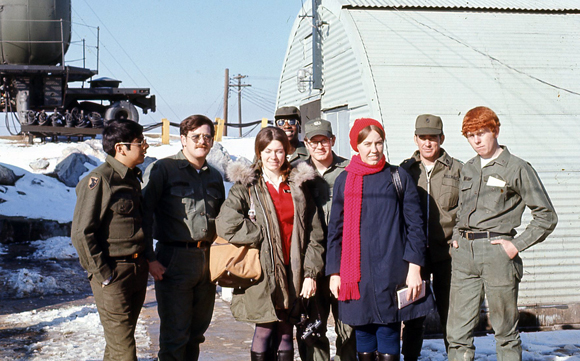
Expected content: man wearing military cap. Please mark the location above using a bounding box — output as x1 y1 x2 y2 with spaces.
71 120 150 361
275 105 309 164
300 118 356 361
400 114 463 360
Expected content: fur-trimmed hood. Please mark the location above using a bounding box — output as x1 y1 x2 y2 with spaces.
225 160 316 187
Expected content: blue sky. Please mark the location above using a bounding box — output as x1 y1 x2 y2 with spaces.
66 1 305 134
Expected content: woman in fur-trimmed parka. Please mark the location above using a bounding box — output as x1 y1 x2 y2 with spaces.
216 127 324 361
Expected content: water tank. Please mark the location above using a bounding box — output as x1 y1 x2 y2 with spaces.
0 0 71 65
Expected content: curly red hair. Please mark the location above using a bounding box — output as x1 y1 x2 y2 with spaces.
462 106 500 137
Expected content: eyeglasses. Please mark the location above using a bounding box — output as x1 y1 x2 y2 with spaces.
306 139 330 147
276 118 298 127
188 134 213 143
116 139 147 148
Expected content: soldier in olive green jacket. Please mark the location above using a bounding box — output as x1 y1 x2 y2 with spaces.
447 107 557 361
301 118 355 361
400 115 462 360
275 105 309 165
71 120 150 361
142 115 225 361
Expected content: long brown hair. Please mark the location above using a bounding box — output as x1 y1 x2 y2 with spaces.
254 126 292 181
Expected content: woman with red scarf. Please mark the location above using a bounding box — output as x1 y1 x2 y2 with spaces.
326 118 435 360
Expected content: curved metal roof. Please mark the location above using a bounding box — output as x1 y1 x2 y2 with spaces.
339 0 580 11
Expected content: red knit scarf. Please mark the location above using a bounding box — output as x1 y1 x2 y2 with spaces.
339 154 386 301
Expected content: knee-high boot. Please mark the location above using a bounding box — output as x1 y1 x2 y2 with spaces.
376 353 400 361
251 351 269 361
357 351 377 361
277 349 294 361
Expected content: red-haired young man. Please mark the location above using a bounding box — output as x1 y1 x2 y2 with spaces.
446 106 558 361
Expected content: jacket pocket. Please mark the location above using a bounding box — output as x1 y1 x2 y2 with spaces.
108 196 135 238
206 186 224 218
169 185 194 198
439 176 460 211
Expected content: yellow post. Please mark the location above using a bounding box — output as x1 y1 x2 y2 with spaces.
261 118 269 128
215 118 225 142
162 118 170 145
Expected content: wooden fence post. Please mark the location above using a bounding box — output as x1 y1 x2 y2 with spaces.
162 118 170 145
215 118 225 142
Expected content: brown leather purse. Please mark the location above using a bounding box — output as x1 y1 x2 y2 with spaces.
209 186 261 289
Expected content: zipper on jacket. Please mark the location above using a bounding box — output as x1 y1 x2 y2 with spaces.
253 183 275 270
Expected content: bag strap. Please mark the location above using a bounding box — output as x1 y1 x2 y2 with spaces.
390 165 404 203
248 186 256 222
301 297 322 321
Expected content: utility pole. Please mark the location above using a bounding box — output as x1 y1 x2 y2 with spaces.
231 74 251 137
223 68 229 136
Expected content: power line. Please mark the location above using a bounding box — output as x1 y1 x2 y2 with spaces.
79 0 182 119
245 88 276 106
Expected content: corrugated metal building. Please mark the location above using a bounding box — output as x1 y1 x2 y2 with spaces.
277 0 580 328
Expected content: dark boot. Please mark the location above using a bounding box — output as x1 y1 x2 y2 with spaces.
277 350 294 361
358 351 377 361
251 351 268 361
376 353 400 361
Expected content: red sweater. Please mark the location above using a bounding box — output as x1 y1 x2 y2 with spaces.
265 181 294 265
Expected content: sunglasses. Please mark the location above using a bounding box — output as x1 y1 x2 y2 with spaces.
116 139 147 148
188 134 213 143
276 119 299 127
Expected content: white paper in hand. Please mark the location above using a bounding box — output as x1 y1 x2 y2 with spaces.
397 280 427 309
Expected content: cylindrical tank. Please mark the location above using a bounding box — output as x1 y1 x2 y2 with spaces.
0 0 71 65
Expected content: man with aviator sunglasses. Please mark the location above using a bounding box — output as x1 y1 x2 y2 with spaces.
275 106 309 164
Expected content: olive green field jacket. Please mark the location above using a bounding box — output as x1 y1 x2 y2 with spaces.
216 161 325 324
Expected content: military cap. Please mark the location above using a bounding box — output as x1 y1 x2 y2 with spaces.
274 106 301 121
305 118 333 139
415 114 443 135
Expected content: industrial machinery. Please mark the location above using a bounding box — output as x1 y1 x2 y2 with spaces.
0 0 155 141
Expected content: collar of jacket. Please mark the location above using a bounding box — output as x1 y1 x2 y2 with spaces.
106 155 142 180
306 152 349 173
468 145 510 168
288 142 308 159
410 148 455 169
226 161 316 187
175 150 210 172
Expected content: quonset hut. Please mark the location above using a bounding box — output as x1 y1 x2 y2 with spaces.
276 0 580 330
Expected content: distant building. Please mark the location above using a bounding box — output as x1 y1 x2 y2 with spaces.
277 0 580 329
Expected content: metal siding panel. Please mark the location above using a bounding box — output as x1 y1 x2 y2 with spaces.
348 9 580 307
319 7 369 111
277 11 318 107
341 0 580 11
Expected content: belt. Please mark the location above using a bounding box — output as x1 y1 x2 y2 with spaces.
110 252 141 262
164 241 210 248
459 230 507 240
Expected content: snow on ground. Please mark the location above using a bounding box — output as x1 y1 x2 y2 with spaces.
2 304 152 360
1 134 580 360
0 134 254 223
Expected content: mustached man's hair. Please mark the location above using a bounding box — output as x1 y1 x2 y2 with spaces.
180 114 215 137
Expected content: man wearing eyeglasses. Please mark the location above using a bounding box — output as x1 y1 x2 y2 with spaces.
300 118 356 361
142 114 225 361
71 120 150 361
275 106 309 164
